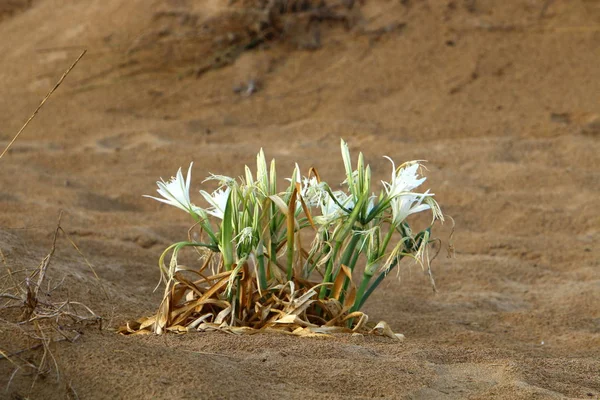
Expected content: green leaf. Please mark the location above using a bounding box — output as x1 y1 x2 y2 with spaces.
219 189 234 270
286 187 298 280
340 139 355 195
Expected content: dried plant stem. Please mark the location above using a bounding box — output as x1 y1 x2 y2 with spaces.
0 50 86 161
59 228 109 300
0 210 100 394
30 212 62 309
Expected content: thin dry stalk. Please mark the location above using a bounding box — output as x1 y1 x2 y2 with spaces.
0 50 86 161
66 381 80 400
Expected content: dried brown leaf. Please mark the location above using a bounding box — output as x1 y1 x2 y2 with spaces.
370 321 404 340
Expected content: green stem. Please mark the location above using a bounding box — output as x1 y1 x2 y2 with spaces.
319 197 365 299
364 196 391 224
324 187 352 214
269 238 278 280
339 244 362 303
257 242 267 291
379 225 395 258
319 243 340 299
286 238 295 281
341 234 361 268
337 234 361 304
357 256 403 310
349 245 361 271
190 212 219 246
352 272 373 312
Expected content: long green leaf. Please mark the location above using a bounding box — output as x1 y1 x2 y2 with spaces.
219 190 234 270
286 187 297 280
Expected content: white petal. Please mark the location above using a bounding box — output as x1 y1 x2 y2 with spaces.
200 187 231 219
185 162 193 195
145 165 195 213
408 204 431 215
294 163 301 183
143 195 178 207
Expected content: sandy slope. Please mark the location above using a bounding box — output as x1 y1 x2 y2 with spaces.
0 0 599 398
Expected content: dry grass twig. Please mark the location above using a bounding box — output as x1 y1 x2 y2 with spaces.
0 50 86 161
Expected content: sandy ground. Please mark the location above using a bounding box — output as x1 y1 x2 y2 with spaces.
0 0 599 398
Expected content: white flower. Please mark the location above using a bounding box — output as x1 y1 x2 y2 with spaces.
301 176 327 207
144 163 196 213
382 158 426 198
314 191 353 225
334 191 355 212
390 191 433 224
200 187 231 219
320 195 341 220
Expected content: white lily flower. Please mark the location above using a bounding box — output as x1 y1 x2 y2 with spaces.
320 195 341 220
333 191 354 213
390 191 433 224
301 176 327 207
314 191 353 226
382 157 426 198
200 187 231 219
144 163 196 214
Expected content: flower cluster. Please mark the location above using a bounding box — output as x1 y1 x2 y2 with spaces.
145 139 443 316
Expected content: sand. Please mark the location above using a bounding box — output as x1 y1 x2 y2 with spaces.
0 0 598 398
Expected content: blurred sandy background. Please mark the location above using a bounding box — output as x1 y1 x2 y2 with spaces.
0 0 599 398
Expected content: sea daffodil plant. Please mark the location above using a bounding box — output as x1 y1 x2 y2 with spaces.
123 140 443 336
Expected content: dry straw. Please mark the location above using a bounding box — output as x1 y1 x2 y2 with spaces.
0 212 102 392
0 50 86 161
